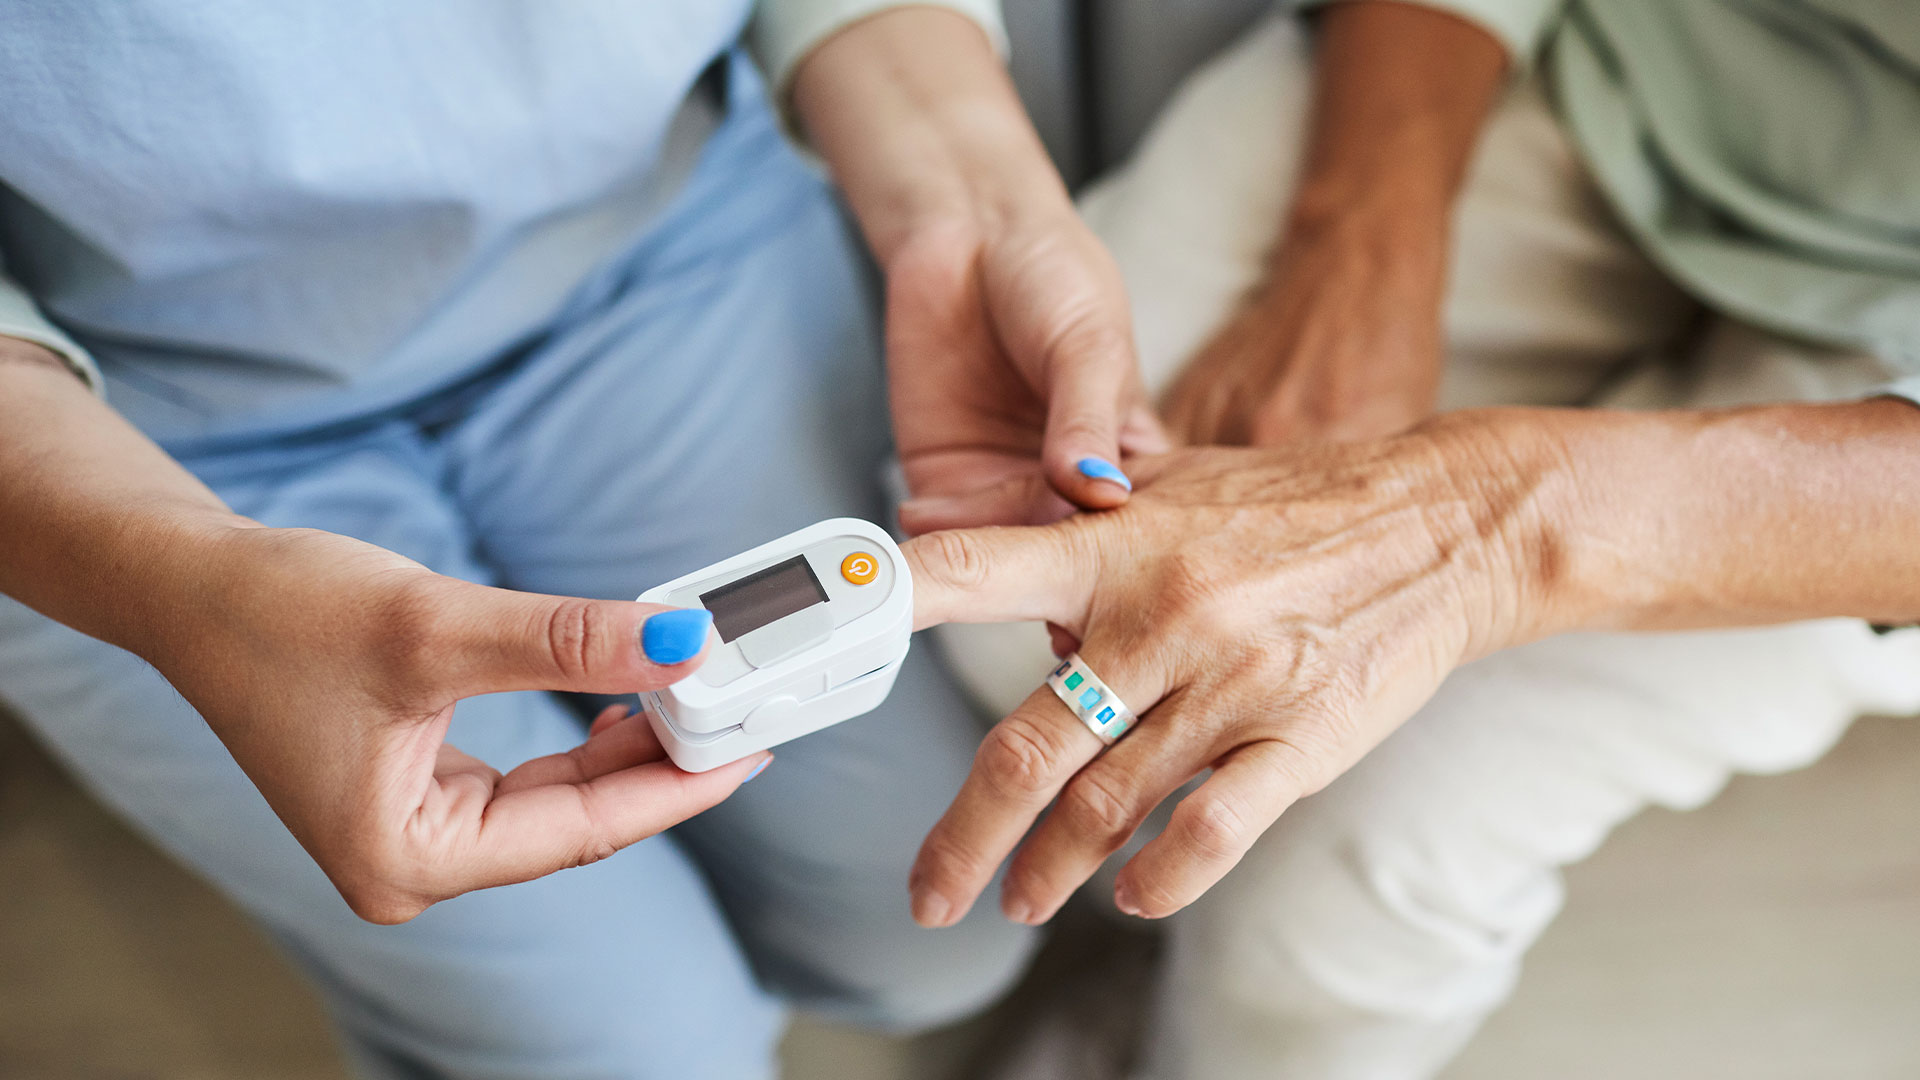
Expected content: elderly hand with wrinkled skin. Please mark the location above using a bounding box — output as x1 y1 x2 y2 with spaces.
900 399 1920 926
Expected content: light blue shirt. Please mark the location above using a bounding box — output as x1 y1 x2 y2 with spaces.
0 0 1004 438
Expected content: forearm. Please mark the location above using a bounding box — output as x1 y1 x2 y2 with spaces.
0 339 250 655
1295 2 1506 222
1281 1 1507 277
789 6 1066 266
1477 401 1920 643
1163 3 1509 444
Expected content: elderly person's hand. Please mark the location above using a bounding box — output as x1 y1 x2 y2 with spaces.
901 400 1920 925
793 7 1167 527
1160 2 1506 447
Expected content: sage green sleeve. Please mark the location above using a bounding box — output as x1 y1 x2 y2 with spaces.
751 0 1008 106
1286 0 1566 66
1877 376 1920 410
0 266 100 394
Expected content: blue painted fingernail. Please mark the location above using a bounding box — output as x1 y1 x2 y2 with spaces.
640 608 712 665
1076 456 1132 492
743 755 773 784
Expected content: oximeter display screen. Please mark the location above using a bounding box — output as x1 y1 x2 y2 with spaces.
701 555 829 643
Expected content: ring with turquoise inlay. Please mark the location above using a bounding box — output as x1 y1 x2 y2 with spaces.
1044 653 1136 745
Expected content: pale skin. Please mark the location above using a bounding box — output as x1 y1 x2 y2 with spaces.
897 1 1920 928
0 8 1144 921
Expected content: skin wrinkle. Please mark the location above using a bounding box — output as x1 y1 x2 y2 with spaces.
901 0 1920 930
902 396 1908 923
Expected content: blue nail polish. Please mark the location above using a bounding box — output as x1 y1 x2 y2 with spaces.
641 608 712 665
742 756 772 784
1076 456 1132 492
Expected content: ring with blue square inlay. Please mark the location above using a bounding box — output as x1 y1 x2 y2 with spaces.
1045 652 1135 745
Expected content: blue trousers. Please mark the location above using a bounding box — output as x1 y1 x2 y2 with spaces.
0 89 1035 1079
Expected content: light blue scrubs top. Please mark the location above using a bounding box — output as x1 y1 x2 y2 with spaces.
0 1 1005 439
0 3 764 435
0 1 764 438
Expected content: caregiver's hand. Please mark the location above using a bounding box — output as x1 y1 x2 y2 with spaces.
0 344 764 924
143 527 767 924
793 7 1166 529
903 398 1920 925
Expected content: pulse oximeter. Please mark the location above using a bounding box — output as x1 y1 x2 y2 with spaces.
636 518 912 772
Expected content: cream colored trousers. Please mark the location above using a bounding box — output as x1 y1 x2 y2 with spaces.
936 15 1920 1079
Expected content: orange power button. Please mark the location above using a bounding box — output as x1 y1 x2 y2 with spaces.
840 552 879 585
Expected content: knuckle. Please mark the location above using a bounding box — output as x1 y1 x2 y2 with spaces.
977 715 1069 799
1251 734 1330 799
574 831 621 868
544 597 606 680
915 830 989 890
569 787 622 868
1179 793 1252 863
1059 770 1138 844
915 529 994 593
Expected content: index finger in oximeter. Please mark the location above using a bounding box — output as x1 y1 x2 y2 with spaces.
636 518 912 772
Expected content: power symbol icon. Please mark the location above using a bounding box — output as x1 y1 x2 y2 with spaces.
840 553 878 585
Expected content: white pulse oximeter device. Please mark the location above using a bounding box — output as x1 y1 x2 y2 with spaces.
636 518 912 772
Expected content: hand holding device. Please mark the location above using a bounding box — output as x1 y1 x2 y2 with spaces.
150 526 770 924
0 350 766 925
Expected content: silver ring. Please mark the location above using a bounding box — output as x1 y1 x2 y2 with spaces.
1046 652 1136 745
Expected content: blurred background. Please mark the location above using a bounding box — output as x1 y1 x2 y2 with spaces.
4 1 1918 1077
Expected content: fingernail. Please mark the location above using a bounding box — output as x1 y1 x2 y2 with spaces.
1114 883 1144 918
1076 456 1132 492
742 755 773 784
1003 898 1036 925
640 608 712 665
913 889 953 928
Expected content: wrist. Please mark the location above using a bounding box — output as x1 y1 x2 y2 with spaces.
792 6 1067 267
90 509 266 663
1412 408 1619 657
1280 184 1449 278
859 97 1069 274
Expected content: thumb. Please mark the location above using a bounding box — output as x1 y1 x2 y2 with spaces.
904 524 1096 633
434 582 713 696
